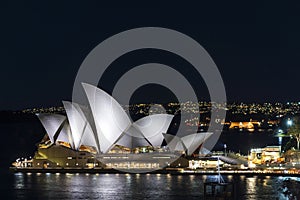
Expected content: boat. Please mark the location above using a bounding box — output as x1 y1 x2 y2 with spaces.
204 156 235 199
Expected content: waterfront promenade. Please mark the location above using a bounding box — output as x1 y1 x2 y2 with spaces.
9 167 300 177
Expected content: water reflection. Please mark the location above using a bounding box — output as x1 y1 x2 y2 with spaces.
3 172 297 199
245 177 257 199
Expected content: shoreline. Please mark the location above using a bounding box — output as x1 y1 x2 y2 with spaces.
9 167 300 177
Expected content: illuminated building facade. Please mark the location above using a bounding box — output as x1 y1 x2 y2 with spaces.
248 146 283 165
30 84 213 170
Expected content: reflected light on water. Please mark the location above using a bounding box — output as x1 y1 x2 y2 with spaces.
240 175 245 181
177 175 182 181
66 173 73 177
227 175 232 181
8 173 293 200
246 177 257 200
156 174 161 180
189 175 195 181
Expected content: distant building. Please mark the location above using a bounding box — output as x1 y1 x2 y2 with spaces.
229 121 260 130
284 150 300 164
188 157 224 169
248 146 283 165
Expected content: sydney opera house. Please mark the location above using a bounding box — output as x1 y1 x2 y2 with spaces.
28 83 212 171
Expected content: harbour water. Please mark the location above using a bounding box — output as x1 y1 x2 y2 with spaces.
0 121 294 199
1 171 298 199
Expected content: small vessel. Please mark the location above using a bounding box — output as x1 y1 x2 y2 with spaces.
204 156 235 199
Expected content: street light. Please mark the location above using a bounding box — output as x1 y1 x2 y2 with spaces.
275 129 288 154
224 144 227 157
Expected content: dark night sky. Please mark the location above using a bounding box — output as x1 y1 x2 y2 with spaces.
1 2 300 110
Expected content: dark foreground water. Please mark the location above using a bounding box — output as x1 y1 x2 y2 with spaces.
1 171 298 200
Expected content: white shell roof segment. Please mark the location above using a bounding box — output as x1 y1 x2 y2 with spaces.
63 101 83 150
72 103 99 152
115 125 151 149
181 132 213 155
56 122 74 149
36 113 66 144
63 101 99 152
163 132 213 155
133 114 174 147
163 134 185 152
82 83 131 153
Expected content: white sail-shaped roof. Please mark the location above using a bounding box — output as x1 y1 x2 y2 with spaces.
175 141 186 151
56 122 74 148
115 125 151 149
75 103 98 137
63 101 83 150
72 103 99 152
199 147 211 155
63 101 98 152
163 134 185 152
36 113 66 143
133 114 174 147
181 132 213 155
82 83 131 153
163 132 213 155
